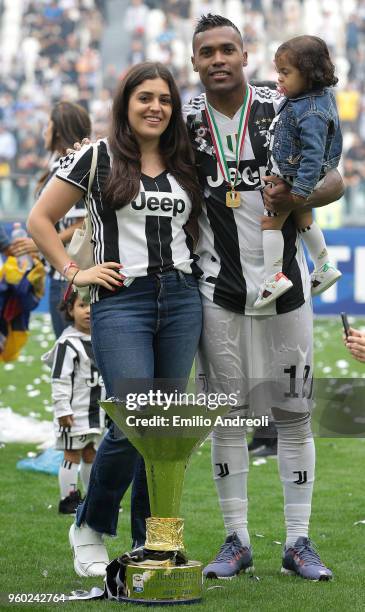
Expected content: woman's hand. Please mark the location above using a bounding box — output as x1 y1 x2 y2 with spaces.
345 327 365 363
71 262 125 291
58 415 74 427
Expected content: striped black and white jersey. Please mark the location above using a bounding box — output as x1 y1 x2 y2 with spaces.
183 86 310 316
40 158 86 281
42 326 106 437
55 139 201 303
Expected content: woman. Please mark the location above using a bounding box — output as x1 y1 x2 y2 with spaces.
28 62 203 577
13 101 91 337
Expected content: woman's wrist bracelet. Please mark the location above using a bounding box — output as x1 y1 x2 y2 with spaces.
62 260 78 278
71 269 80 284
62 261 79 278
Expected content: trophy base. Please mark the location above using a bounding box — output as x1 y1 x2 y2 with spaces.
120 559 202 605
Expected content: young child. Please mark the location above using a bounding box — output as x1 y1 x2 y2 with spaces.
255 35 342 308
43 291 105 514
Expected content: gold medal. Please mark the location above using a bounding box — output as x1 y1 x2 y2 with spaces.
226 189 241 208
205 86 252 212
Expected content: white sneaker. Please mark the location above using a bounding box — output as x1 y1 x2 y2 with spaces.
69 523 109 577
311 263 342 296
254 272 293 309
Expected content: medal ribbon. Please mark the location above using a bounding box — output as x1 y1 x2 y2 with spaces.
204 84 252 192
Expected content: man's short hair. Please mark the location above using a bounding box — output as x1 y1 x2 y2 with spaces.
193 14 243 50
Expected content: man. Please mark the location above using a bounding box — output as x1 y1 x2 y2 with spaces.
184 14 343 580
67 15 343 581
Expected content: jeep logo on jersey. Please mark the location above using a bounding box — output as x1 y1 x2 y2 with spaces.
131 192 186 217
86 372 104 388
206 163 266 189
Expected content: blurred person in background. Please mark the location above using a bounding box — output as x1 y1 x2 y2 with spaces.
0 224 13 257
12 101 91 338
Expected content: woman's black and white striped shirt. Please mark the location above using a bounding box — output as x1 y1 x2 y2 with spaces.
56 139 201 303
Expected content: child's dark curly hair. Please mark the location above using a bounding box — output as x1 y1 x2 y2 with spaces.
59 290 78 322
276 35 338 91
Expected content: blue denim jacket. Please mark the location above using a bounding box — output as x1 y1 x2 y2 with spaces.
272 88 342 198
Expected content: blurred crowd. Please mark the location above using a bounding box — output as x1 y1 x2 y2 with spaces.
0 0 365 223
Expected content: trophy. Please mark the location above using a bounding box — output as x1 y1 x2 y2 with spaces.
100 398 229 605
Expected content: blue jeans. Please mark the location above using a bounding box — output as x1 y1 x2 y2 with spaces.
49 276 68 339
76 271 202 544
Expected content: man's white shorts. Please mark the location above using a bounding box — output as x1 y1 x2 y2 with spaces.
197 297 313 417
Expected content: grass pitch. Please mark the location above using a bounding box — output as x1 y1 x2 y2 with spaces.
1 314 365 611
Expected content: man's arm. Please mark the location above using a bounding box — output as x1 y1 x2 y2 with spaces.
263 169 344 215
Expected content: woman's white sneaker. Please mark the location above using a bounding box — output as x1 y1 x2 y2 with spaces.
69 523 109 577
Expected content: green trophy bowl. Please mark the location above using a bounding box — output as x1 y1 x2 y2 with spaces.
100 399 229 605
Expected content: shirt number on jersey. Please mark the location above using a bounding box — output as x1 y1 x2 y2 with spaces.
284 365 313 399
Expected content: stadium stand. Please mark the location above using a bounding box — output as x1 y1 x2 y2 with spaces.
0 0 364 222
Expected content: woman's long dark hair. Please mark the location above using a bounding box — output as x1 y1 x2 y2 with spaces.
104 62 202 216
36 101 91 193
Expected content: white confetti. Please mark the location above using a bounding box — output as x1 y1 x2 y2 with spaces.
207 586 225 590
41 341 49 348
7 385 16 392
4 363 14 371
27 452 37 458
42 570 48 577
336 360 349 369
26 384 34 391
252 458 267 466
255 533 265 538
0 408 52 443
27 390 41 398
322 366 332 374
33 378 42 385
353 520 365 526
273 541 281 545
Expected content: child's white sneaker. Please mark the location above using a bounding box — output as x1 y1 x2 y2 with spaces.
254 272 293 309
311 263 342 296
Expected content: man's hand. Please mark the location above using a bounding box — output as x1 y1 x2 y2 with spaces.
263 168 345 215
66 137 91 154
58 415 74 427
262 176 296 214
